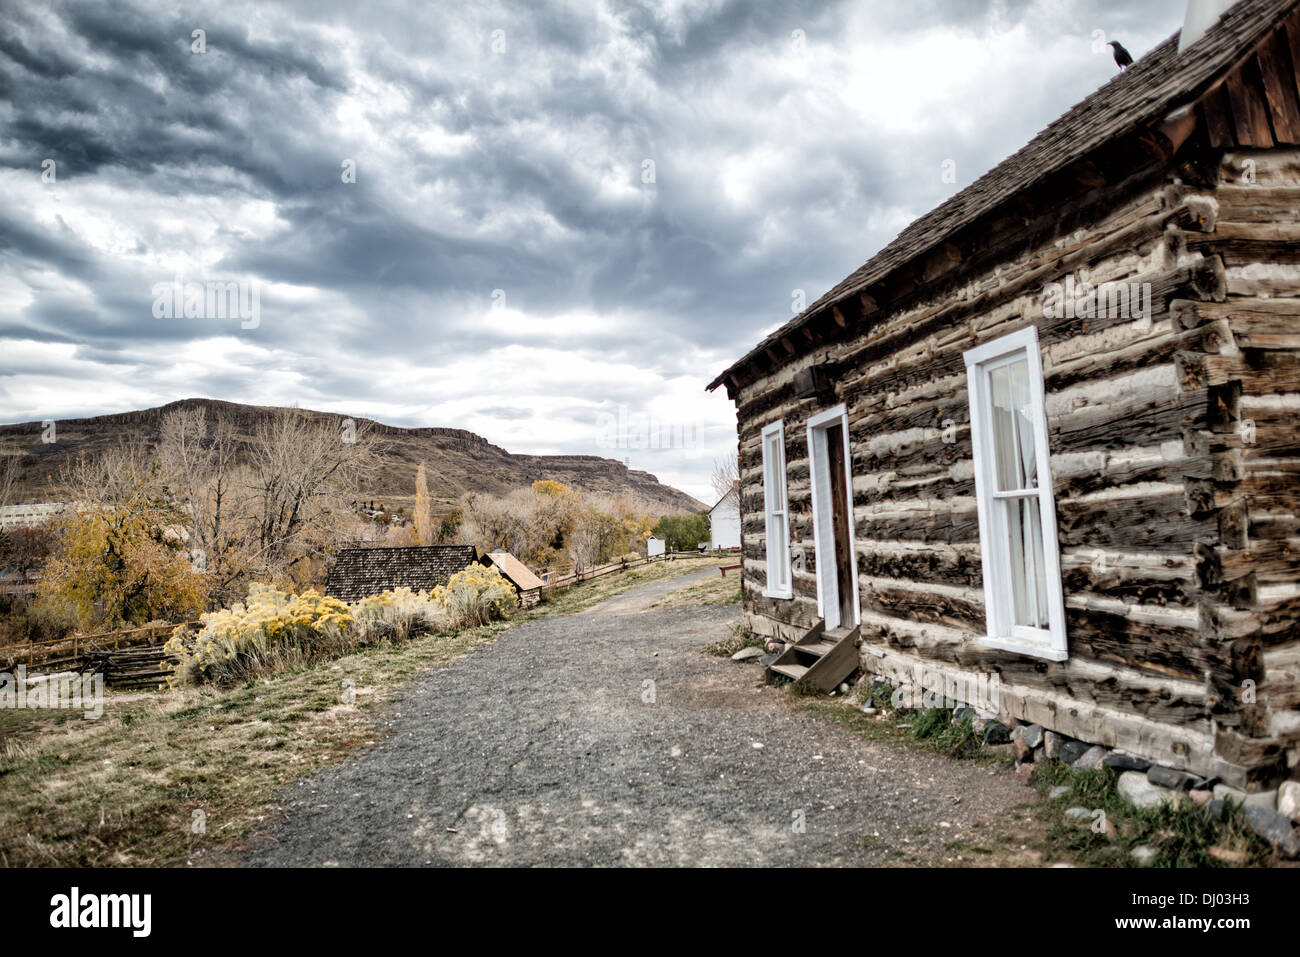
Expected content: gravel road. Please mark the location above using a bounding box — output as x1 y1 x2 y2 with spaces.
241 573 1042 866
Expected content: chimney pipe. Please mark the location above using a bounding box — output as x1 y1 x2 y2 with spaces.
1180 0 1241 52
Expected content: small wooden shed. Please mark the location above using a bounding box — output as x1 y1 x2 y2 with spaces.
708 0 1300 790
480 551 545 607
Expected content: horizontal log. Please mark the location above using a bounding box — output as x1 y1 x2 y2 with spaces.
1065 599 1229 683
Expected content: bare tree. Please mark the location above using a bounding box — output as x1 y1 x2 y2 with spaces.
711 456 740 508
158 406 382 591
159 406 248 596
460 489 530 556
245 408 379 577
566 508 602 574
0 452 20 509
61 436 162 508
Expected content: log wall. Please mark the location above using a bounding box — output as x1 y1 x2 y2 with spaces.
733 148 1300 788
1197 149 1300 777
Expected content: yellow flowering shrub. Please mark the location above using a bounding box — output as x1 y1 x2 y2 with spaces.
165 567 514 687
351 586 449 643
429 565 515 628
165 584 354 687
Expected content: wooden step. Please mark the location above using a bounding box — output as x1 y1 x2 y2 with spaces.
792 640 836 658
769 663 809 681
766 622 861 693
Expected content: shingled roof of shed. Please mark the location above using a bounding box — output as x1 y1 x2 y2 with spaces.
324 545 479 602
707 0 1298 392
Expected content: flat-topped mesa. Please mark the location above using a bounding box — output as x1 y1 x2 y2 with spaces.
0 398 705 514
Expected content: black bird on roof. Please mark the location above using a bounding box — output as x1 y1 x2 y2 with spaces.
1109 40 1133 69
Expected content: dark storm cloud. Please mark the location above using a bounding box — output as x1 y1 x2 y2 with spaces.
0 0 1190 496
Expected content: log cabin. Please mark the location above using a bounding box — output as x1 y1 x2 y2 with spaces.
707 0 1300 791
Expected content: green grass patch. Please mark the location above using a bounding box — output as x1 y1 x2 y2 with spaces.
796 697 1007 767
1031 760 1272 867
909 708 982 758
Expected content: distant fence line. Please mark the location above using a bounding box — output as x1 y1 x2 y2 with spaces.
539 550 733 594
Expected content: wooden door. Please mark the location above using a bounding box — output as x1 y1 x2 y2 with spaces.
825 423 855 627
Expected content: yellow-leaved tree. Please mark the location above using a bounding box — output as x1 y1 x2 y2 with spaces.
412 463 434 545
39 504 208 630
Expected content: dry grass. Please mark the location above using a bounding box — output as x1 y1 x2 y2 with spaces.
648 568 742 610
0 555 722 867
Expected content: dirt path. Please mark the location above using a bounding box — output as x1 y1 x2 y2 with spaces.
240 577 1044 866
576 565 720 617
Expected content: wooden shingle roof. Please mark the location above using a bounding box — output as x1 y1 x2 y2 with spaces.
324 545 479 602
708 0 1299 392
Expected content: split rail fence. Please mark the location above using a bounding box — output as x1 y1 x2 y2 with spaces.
538 550 733 595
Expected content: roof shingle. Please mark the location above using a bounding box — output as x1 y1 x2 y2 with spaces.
324 545 479 602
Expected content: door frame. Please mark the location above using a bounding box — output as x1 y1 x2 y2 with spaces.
806 404 860 630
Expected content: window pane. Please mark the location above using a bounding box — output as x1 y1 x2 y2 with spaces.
763 436 777 507
989 358 1037 492
762 427 788 593
769 512 788 588
1004 496 1049 628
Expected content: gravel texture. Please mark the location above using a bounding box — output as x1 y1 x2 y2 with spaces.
241 575 1041 866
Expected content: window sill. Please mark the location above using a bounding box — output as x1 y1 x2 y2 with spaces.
978 635 1067 662
762 588 793 600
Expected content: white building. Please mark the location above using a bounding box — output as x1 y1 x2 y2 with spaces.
708 488 740 551
0 503 65 529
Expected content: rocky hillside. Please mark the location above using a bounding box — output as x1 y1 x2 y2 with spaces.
0 398 705 514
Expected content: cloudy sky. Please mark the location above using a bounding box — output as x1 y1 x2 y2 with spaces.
0 0 1189 501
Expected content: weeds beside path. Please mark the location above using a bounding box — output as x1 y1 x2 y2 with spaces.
0 556 723 867
792 693 1278 868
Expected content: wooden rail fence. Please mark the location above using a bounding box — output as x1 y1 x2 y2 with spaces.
2 620 196 689
539 551 732 594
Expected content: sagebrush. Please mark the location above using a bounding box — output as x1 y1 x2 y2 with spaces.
165 565 516 686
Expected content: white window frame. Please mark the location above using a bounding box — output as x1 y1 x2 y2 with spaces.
964 325 1068 661
761 419 792 599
